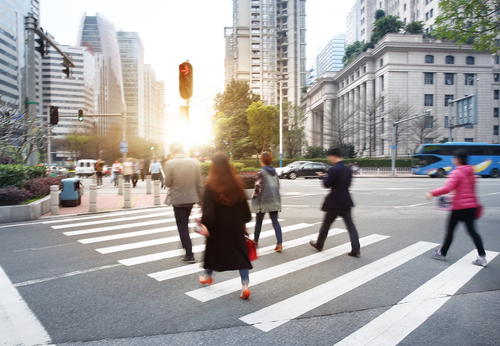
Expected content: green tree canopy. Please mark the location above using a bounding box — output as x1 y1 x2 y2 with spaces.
372 15 405 43
246 102 278 152
375 9 386 21
434 0 500 54
342 41 363 66
405 21 424 34
281 102 307 158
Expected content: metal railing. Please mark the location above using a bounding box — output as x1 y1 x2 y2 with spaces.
358 167 412 175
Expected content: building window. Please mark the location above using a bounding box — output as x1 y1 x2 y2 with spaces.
300 29 306 43
381 75 385 90
445 56 455 64
381 97 385 112
445 95 454 107
464 138 474 142
445 73 454 85
494 125 499 135
404 3 407 11
495 90 499 100
430 9 434 17
381 117 385 133
425 55 434 63
425 115 434 128
426 12 429 21
495 55 500 64
425 94 434 106
465 74 474 85
495 108 499 118
494 74 500 83
424 138 434 144
465 124 474 129
363 66 367 73
444 116 449 128
380 58 384 67
466 56 475 65
425 73 434 84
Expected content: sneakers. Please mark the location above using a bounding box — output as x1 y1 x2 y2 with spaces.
180 255 195 264
472 256 487 267
431 248 446 261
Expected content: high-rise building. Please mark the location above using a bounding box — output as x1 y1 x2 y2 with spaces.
224 0 307 105
76 13 125 131
117 31 145 138
156 81 166 155
0 0 42 114
307 34 346 86
143 64 158 143
41 45 95 138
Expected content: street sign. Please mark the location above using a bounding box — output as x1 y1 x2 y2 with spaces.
120 141 128 153
392 143 396 150
455 94 478 126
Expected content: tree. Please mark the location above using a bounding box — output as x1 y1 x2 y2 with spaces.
0 97 51 164
246 102 279 152
212 80 260 158
341 143 356 158
434 0 500 54
305 146 325 159
372 15 405 43
405 21 425 34
375 9 386 21
386 99 414 156
410 115 441 146
281 102 307 158
342 41 363 66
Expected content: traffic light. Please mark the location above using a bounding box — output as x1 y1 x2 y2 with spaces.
35 37 46 57
179 61 193 100
78 109 84 122
49 106 59 125
61 57 71 78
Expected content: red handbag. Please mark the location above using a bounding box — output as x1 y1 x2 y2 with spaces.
245 237 258 261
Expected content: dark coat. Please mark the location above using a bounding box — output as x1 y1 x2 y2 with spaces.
321 161 354 209
201 189 253 272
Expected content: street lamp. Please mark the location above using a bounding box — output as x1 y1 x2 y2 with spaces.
151 146 154 158
276 74 284 167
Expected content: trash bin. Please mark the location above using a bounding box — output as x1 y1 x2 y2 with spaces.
61 178 82 207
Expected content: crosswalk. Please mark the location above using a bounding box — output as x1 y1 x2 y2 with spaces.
48 206 496 345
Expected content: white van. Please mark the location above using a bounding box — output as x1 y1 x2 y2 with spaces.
76 159 96 177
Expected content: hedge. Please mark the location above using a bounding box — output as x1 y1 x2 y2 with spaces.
199 162 244 177
0 165 47 189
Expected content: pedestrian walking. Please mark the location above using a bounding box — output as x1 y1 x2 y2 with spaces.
65 159 75 178
139 158 145 181
111 159 121 187
310 147 361 257
132 158 140 188
163 143 204 263
149 157 161 182
95 157 105 187
250 151 283 252
426 149 487 266
122 158 133 183
198 152 253 300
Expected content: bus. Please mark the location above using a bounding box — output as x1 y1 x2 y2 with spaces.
411 142 500 178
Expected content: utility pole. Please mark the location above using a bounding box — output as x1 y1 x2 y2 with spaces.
276 75 284 167
391 110 431 175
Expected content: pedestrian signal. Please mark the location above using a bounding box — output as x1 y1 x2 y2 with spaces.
179 61 193 100
78 109 84 122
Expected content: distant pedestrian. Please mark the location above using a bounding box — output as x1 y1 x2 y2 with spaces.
65 159 75 178
122 158 133 183
149 157 161 182
198 152 253 300
310 147 361 257
139 158 145 181
426 149 487 266
250 151 283 252
111 159 121 186
164 143 204 263
352 162 359 175
132 158 140 188
95 157 105 187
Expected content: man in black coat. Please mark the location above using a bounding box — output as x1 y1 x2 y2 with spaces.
310 147 361 257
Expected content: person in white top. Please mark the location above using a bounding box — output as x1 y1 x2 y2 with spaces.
111 159 122 187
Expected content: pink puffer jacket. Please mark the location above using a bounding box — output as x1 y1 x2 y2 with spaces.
431 165 479 210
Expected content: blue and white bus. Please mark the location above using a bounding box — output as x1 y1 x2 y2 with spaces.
411 142 500 178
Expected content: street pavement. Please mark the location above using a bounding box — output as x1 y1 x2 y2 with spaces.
0 176 499 345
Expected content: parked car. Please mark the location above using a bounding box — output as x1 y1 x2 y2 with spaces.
277 161 312 179
283 162 330 180
102 165 112 177
76 159 96 178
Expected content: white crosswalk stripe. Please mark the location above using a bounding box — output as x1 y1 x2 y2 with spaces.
51 211 175 229
41 207 172 224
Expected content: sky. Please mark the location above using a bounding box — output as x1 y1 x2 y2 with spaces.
40 0 355 144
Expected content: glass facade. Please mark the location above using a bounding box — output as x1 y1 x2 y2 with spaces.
307 34 345 86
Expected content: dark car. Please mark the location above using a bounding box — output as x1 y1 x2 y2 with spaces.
283 162 330 180
277 161 311 179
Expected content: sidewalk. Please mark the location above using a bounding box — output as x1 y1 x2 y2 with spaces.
41 177 167 217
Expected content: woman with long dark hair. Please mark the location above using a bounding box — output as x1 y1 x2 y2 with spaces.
198 152 253 299
426 149 487 266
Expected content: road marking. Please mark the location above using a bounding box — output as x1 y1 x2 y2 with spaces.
148 227 345 282
79 219 275 244
13 264 123 288
119 223 310 266
51 211 175 229
394 202 430 209
0 265 51 345
334 250 499 346
186 234 390 303
238 241 437 332
484 191 500 196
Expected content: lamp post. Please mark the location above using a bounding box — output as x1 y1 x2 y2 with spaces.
276 75 284 167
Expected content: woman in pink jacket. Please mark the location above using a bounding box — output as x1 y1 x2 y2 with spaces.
426 150 486 266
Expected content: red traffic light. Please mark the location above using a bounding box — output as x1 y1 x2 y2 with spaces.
179 61 193 100
180 64 190 76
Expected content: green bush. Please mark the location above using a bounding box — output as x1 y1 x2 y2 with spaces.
0 165 46 189
199 162 245 177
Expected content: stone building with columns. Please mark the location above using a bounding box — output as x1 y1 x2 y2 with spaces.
302 33 500 157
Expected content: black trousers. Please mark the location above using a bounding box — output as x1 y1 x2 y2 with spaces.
441 208 485 257
174 205 194 257
96 171 103 186
316 208 360 252
132 173 139 187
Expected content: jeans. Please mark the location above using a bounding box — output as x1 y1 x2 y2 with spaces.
441 208 485 257
204 269 249 285
124 175 131 183
174 205 194 257
316 208 360 252
111 172 120 186
253 211 282 244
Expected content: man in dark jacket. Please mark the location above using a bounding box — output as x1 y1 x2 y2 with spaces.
310 147 361 257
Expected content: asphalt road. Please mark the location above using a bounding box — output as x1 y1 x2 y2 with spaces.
0 176 499 346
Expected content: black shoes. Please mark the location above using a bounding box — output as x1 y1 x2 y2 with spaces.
347 251 360 258
180 255 195 264
309 240 322 251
